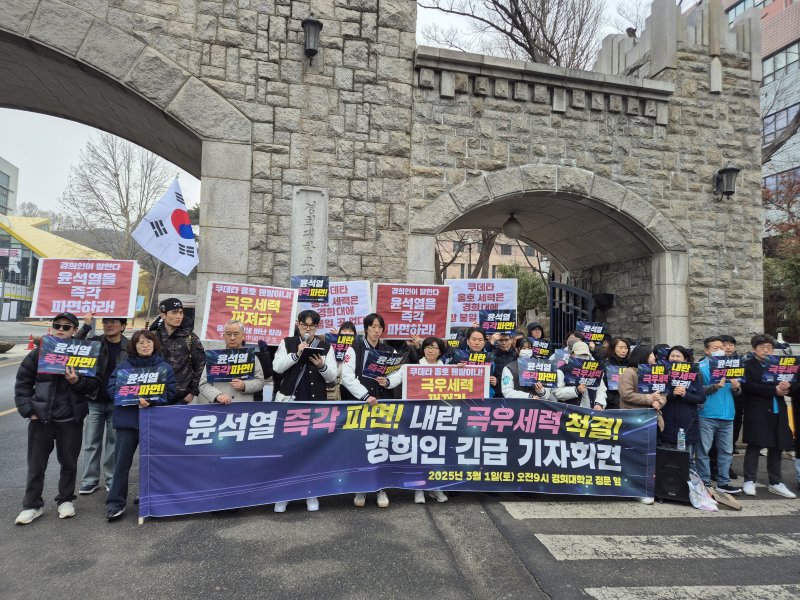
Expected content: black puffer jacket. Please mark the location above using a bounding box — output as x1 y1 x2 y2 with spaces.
75 324 129 403
155 321 205 402
14 348 100 423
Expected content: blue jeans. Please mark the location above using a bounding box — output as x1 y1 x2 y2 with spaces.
106 428 138 513
81 402 115 488
698 417 733 486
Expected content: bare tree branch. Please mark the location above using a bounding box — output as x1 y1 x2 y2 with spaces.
59 132 175 261
762 109 800 165
417 0 606 69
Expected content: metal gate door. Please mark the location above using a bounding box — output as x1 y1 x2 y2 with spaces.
549 282 593 346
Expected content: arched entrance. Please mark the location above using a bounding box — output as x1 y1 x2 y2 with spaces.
408 164 690 344
0 27 254 307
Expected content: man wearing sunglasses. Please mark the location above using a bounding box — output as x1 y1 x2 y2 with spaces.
14 312 100 525
73 313 130 495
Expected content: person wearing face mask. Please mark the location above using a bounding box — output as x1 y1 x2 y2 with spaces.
501 337 551 400
552 341 607 410
491 332 517 397
659 345 704 474
697 336 742 495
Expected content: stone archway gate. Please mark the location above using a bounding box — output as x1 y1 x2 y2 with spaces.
0 0 764 346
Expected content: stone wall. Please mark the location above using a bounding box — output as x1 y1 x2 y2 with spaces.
408 22 763 348
576 257 654 344
0 0 765 348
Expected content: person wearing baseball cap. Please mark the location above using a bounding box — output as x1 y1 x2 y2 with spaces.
154 298 205 404
14 312 100 525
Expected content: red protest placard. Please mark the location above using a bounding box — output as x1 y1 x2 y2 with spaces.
201 281 298 346
31 259 139 318
402 364 490 400
374 283 451 340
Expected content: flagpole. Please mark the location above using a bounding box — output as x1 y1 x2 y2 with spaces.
146 260 162 326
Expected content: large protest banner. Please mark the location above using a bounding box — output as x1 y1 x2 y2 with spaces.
402 364 490 400
445 278 517 330
31 259 139 318
297 280 371 333
201 281 297 346
139 398 657 518
374 283 451 340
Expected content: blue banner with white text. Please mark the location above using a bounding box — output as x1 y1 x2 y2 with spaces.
139 398 657 518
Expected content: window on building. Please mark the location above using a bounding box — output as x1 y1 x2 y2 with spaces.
762 42 800 85
491 264 498 278
523 246 536 257
763 166 800 193
499 244 512 255
0 171 9 216
452 241 464 253
727 0 773 24
763 104 799 145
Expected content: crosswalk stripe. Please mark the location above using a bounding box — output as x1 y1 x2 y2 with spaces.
501 498 800 519
535 533 800 561
583 584 800 600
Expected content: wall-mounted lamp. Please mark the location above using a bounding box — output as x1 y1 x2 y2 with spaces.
502 214 522 239
714 163 741 199
301 13 323 64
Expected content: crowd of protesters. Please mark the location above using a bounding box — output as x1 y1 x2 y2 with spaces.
13 300 800 524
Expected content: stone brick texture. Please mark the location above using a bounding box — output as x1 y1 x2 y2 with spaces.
1 0 763 346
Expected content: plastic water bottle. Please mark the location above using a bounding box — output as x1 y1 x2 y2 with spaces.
677 428 686 451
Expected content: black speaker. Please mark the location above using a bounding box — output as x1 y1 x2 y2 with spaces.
654 447 691 503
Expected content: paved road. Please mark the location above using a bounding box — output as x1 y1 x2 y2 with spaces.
2 334 800 598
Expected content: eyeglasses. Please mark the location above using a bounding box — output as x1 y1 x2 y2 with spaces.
52 323 74 331
298 322 317 328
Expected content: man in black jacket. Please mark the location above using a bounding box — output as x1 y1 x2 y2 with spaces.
74 313 129 495
14 312 100 525
741 334 796 499
154 298 205 404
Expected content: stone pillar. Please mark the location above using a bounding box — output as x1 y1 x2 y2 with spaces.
290 187 329 277
406 233 436 284
196 140 253 322
652 251 689 345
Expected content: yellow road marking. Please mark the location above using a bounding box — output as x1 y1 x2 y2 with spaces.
0 360 22 368
0 408 17 417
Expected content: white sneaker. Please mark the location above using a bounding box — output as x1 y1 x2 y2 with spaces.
15 508 42 525
376 490 389 508
429 490 448 503
414 490 426 504
306 497 319 512
743 481 756 496
637 497 654 505
58 501 76 519
273 501 288 513
353 493 366 507
768 483 797 499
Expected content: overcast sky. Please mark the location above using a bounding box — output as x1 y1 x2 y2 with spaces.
0 1 630 215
